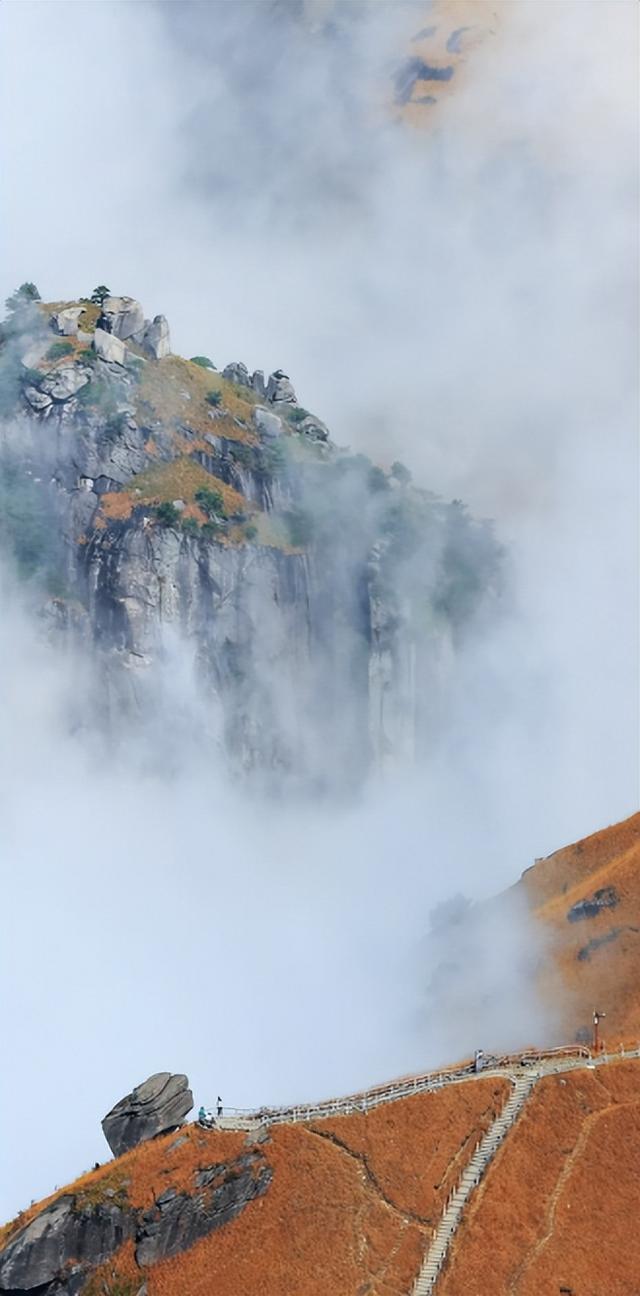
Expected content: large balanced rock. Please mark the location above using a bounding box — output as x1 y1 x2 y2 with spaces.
98 296 145 340
102 1072 193 1157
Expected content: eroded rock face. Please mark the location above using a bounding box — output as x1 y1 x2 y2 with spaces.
142 314 170 359
266 369 297 404
50 307 84 337
0 1196 133 1292
102 1073 194 1157
39 367 91 402
98 296 146 341
93 327 127 365
136 1152 272 1265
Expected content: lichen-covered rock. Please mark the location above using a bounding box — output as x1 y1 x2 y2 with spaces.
297 413 329 441
101 1073 193 1157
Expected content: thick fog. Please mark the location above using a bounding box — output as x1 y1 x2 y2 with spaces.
0 0 638 1218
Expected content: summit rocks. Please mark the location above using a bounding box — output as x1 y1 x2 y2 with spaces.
102 1073 194 1157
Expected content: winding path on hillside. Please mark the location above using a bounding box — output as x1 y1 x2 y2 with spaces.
208 1043 640 1294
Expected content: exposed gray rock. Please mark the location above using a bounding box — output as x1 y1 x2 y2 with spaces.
50 307 84 337
136 1152 272 1266
297 414 329 441
40 367 90 402
98 296 146 341
142 315 171 359
253 406 283 439
20 338 51 368
222 361 252 388
266 369 297 405
252 369 266 397
567 885 619 922
24 385 53 412
0 1196 133 1292
101 1072 193 1157
93 327 127 365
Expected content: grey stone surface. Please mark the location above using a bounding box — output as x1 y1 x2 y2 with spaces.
23 385 53 411
222 361 252 387
136 1152 272 1265
0 1197 133 1292
102 1072 193 1157
142 315 171 359
266 369 297 404
297 414 329 441
253 406 283 439
50 307 84 337
98 296 146 340
93 327 126 365
40 366 90 401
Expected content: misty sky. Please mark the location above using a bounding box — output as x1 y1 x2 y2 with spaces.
0 0 638 1219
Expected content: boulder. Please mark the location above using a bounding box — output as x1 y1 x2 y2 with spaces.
222 362 252 388
252 369 266 397
297 414 329 442
253 406 283 440
142 315 171 360
93 328 126 365
24 385 53 412
40 367 90 401
102 1072 193 1157
98 296 145 341
50 306 84 337
266 369 297 405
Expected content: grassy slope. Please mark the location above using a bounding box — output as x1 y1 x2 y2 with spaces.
439 1057 640 1296
521 812 640 1044
0 1078 507 1296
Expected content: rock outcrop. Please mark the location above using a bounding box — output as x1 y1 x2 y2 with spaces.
98 296 146 341
102 1073 194 1157
0 1196 133 1293
0 1148 269 1294
266 368 297 404
141 314 170 359
50 306 84 337
93 326 127 365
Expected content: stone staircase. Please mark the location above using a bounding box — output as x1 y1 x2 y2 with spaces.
412 1071 537 1295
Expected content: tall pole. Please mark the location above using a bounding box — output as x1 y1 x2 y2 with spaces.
593 1008 606 1053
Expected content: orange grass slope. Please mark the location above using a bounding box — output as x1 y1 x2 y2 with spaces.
438 1056 640 1296
0 1076 507 1296
519 812 640 1046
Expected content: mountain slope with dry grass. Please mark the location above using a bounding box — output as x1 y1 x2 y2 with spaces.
3 813 639 1295
522 811 640 1046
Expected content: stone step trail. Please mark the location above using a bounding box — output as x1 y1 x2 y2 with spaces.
411 1072 537 1296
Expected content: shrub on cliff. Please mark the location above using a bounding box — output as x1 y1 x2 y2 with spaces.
155 501 180 527
46 341 74 362
190 356 215 370
206 390 222 407
195 486 224 518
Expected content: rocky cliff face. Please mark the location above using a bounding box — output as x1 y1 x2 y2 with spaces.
0 288 501 786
